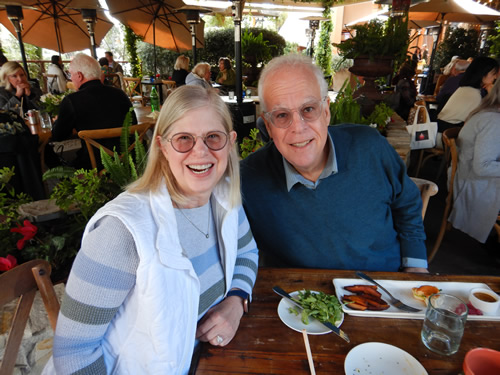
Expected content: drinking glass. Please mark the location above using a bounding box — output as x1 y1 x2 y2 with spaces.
40 112 52 130
228 91 235 100
421 293 468 356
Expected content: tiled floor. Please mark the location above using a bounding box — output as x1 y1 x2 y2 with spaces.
408 152 500 276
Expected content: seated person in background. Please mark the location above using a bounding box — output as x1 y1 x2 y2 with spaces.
240 55 428 272
436 59 470 112
47 55 68 94
449 79 500 244
216 57 235 87
391 63 417 122
172 55 190 87
105 51 123 74
438 57 498 132
0 61 41 115
185 63 212 89
50 53 137 170
98 57 112 86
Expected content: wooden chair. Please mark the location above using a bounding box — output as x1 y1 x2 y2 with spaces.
410 177 438 219
427 127 461 262
0 259 60 375
123 77 145 106
77 122 154 171
105 73 122 89
161 80 176 101
433 74 449 96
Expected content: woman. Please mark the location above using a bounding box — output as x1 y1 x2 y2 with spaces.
216 57 235 86
172 55 190 87
449 79 500 244
0 61 41 114
185 62 212 89
44 85 258 374
47 55 68 94
438 56 499 132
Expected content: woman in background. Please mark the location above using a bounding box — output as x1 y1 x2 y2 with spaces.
0 61 41 114
438 56 499 132
172 55 190 87
449 78 500 244
216 57 235 87
185 62 212 89
44 85 258 374
47 55 68 94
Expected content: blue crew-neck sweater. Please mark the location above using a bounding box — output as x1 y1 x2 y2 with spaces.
240 124 427 271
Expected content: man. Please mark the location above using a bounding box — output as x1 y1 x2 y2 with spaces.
51 53 136 169
105 51 124 74
240 55 428 272
436 59 470 112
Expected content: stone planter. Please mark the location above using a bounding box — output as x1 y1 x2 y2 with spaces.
349 56 394 115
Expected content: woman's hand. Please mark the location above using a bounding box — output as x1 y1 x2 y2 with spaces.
196 296 244 347
15 82 31 98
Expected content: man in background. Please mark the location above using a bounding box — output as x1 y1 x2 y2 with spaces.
50 53 136 169
105 51 124 74
240 55 428 272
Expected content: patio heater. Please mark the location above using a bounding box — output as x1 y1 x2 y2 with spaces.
81 9 98 59
5 5 30 80
300 16 328 57
175 6 211 65
231 0 243 103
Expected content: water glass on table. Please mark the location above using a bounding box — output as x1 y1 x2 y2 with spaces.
40 112 52 130
421 293 468 356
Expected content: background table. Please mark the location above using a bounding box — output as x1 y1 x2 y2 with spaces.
195 268 500 374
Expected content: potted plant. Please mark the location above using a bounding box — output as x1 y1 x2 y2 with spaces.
334 17 412 105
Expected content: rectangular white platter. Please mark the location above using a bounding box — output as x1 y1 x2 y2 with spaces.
333 278 500 321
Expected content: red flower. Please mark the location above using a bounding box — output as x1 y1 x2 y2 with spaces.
0 255 17 271
10 220 38 250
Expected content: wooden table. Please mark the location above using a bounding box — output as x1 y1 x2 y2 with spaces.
386 113 411 163
195 268 500 374
134 106 157 126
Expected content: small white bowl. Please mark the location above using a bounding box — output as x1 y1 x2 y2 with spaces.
469 288 500 315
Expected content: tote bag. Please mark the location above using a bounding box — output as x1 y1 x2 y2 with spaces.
406 105 437 150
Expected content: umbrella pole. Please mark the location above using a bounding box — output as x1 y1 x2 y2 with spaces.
153 18 157 77
232 0 243 104
16 31 31 81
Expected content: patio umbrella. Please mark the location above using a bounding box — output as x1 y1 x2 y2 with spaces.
408 0 500 24
0 0 113 56
105 0 205 75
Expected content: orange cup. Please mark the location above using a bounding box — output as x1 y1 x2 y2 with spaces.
463 348 500 375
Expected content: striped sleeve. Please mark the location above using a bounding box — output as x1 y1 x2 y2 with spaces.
52 216 139 375
230 206 259 298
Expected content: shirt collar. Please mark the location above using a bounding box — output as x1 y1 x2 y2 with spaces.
283 132 338 192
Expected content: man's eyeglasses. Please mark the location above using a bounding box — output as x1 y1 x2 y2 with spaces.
166 131 229 153
263 97 327 129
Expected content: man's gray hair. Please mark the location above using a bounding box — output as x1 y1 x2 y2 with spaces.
454 60 470 72
258 54 328 112
70 53 101 80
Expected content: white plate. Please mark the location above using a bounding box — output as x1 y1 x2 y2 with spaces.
333 278 500 321
344 342 428 375
277 290 344 335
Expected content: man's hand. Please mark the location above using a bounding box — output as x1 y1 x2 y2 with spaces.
196 296 244 347
403 267 429 273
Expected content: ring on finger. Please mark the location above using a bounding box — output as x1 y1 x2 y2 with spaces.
216 335 223 344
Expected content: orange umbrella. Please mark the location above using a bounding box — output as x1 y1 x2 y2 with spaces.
106 0 204 74
0 0 113 54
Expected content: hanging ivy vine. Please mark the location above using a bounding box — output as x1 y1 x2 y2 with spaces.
315 6 333 83
124 26 142 78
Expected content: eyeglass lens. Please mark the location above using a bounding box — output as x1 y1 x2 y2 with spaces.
169 131 228 153
269 99 324 128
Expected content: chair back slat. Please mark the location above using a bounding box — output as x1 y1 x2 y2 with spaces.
0 260 60 375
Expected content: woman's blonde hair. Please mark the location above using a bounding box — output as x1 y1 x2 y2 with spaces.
174 55 190 71
128 85 241 208
0 61 25 91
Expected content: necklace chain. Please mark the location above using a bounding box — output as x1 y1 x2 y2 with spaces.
177 205 210 239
